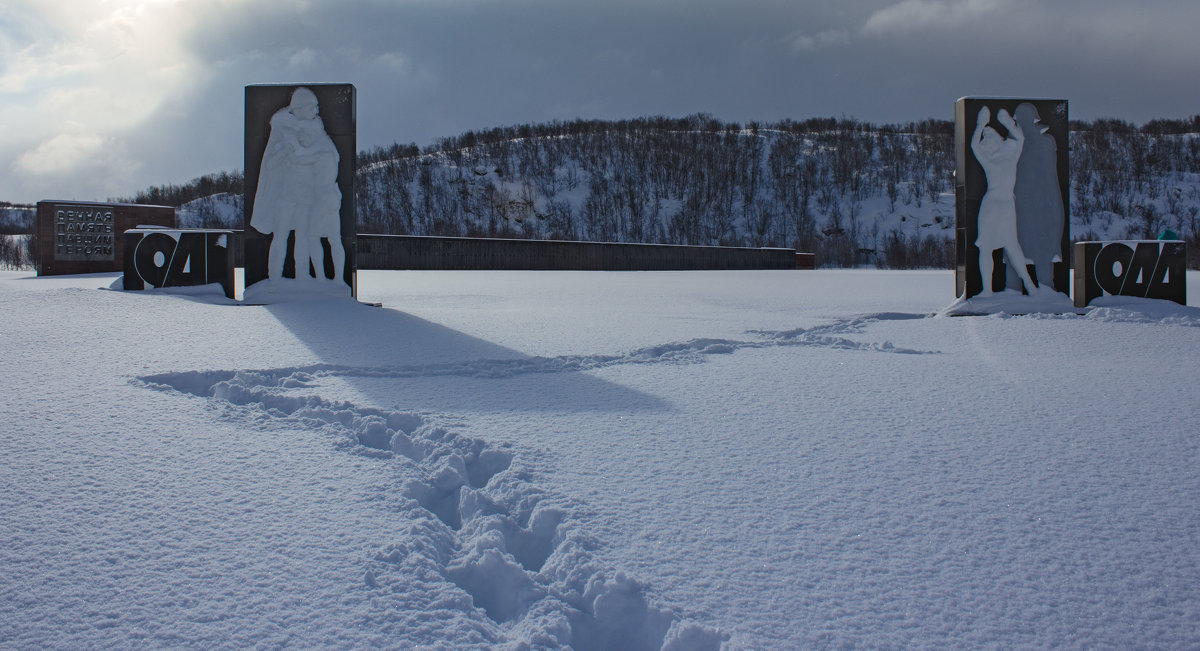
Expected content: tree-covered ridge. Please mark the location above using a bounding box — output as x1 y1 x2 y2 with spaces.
355 115 956 268
116 114 1200 269
126 170 245 209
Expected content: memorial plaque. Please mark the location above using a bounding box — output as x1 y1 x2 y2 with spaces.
1073 240 1187 307
54 206 115 262
955 98 1070 299
37 201 175 276
243 84 356 299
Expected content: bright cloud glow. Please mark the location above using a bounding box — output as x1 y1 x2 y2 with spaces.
0 0 202 195
376 51 411 72
287 48 322 70
14 132 106 175
862 0 1014 34
789 28 851 52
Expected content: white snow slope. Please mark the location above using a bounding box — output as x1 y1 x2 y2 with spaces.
2 269 1199 649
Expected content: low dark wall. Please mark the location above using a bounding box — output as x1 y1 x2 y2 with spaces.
226 232 801 271
356 234 797 271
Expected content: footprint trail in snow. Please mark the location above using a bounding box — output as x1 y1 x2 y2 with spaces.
136 316 930 648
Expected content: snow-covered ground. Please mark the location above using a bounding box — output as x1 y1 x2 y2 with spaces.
2 268 1199 649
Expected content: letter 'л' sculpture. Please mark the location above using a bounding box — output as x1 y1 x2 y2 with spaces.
243 84 356 302
954 97 1070 302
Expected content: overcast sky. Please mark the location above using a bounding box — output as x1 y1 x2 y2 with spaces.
2 0 1198 203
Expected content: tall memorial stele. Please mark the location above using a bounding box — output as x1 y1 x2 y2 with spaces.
955 97 1070 299
243 83 356 299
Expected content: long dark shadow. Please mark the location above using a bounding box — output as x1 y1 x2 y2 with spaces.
261 298 668 414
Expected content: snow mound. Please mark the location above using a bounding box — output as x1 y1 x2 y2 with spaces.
1082 295 1200 326
242 278 353 304
938 287 1084 317
938 287 1199 325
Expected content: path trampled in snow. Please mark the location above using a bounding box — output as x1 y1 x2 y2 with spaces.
138 363 725 650
130 314 931 648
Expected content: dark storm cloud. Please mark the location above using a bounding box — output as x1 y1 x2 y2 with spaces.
176 0 878 147
177 0 1198 141
3 0 1197 201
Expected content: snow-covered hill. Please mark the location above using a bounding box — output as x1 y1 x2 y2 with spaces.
16 115 1199 270
0 203 34 234
176 192 244 230
356 118 960 268
352 117 1200 268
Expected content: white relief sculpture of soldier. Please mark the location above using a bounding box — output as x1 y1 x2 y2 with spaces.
1012 102 1065 291
971 105 1037 294
250 87 346 285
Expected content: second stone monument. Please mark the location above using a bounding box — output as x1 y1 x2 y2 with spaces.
955 97 1070 300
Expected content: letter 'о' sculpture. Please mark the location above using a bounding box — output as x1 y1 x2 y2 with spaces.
243 84 356 301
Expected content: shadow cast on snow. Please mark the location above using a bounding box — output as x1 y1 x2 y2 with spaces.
259 298 670 414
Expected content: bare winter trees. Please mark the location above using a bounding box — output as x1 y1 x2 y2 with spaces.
107 114 1200 269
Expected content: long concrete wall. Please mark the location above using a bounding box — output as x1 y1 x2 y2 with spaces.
356 234 798 271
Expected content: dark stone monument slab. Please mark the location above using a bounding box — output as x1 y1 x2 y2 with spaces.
243 83 356 299
36 201 174 276
955 98 1069 299
1073 240 1187 307
123 228 235 298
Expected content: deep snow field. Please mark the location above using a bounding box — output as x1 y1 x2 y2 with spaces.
2 268 1199 649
